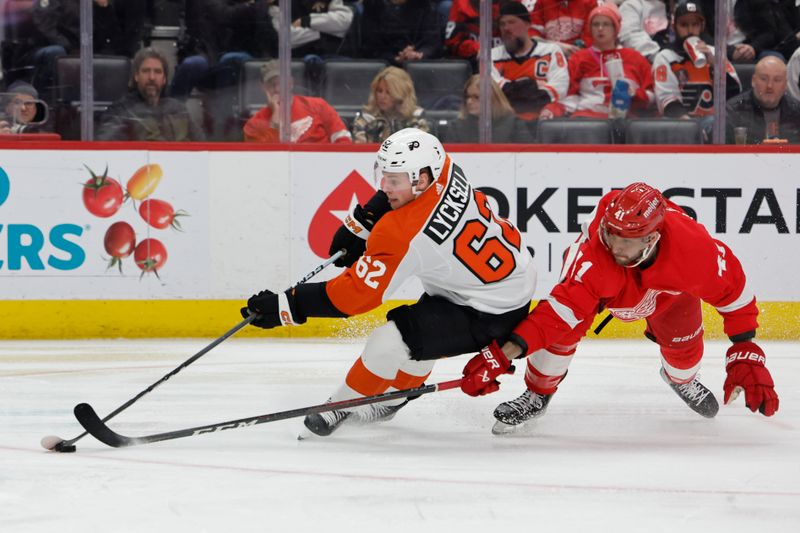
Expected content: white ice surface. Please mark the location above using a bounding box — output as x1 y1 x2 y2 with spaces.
1 338 798 533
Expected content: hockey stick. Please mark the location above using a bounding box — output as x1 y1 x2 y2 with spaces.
41 250 345 453
74 378 463 449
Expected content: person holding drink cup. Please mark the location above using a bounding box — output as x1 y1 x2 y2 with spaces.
652 1 741 126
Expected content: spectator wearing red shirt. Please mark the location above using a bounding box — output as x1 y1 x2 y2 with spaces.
541 2 654 119
530 0 600 58
243 60 352 143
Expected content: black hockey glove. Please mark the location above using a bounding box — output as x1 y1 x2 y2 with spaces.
240 288 306 329
328 190 391 268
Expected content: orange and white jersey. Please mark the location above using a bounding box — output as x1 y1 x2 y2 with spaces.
325 156 537 316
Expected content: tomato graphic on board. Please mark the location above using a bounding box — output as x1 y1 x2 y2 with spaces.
139 199 188 230
134 238 168 278
103 221 136 273
82 164 124 218
126 164 163 201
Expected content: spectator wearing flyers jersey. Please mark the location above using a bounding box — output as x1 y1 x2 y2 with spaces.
541 2 654 119
652 1 741 120
243 60 352 143
530 0 600 58
444 0 534 67
492 1 570 121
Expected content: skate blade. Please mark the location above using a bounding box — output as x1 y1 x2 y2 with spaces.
491 420 524 435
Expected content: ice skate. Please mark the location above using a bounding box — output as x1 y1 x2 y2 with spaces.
491 389 552 435
660 368 719 418
353 400 409 425
301 408 352 437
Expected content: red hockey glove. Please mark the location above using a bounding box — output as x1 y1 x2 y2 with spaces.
724 341 779 416
461 341 513 397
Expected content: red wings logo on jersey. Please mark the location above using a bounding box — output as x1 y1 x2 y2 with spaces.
307 170 376 258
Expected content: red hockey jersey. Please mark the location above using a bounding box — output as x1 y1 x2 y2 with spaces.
512 189 758 355
547 46 654 117
530 0 599 46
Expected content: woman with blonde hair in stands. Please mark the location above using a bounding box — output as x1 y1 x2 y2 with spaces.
446 74 532 143
352 66 430 143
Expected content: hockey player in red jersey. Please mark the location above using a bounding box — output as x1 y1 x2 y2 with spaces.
460 182 779 434
241 128 537 437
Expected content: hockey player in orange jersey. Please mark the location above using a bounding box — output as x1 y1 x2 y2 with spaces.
460 182 780 434
241 128 537 436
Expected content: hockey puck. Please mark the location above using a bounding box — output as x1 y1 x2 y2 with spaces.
40 435 76 453
55 443 77 453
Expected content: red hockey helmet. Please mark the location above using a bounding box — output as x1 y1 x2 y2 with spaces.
601 182 666 238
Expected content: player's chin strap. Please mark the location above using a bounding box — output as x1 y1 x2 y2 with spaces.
625 232 661 268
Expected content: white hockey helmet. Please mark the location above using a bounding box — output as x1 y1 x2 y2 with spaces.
374 128 446 195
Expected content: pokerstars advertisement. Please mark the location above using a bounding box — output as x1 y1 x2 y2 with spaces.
290 150 800 301
0 151 210 299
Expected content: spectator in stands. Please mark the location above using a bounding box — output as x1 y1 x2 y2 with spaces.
351 66 429 143
541 2 654 119
360 0 443 66
530 0 599 58
267 0 354 58
652 1 741 121
444 0 533 69
787 46 800 100
734 0 800 62
29 0 145 99
171 0 278 140
97 48 205 141
243 59 352 143
0 80 49 133
700 0 756 63
446 74 532 142
726 56 800 143
492 1 569 121
619 0 673 62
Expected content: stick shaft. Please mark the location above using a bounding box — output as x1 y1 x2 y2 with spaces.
75 378 463 448
59 250 344 448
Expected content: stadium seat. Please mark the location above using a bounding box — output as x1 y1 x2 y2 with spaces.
320 59 388 124
238 59 307 117
1 0 37 82
537 118 614 144
404 60 472 109
733 63 756 93
54 56 131 139
625 118 702 144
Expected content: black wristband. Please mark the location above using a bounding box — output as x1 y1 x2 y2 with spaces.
293 282 349 319
729 330 756 343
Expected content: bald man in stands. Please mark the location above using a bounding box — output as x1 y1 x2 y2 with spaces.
726 56 800 144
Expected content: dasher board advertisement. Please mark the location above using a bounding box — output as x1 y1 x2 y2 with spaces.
290 151 800 301
0 151 210 299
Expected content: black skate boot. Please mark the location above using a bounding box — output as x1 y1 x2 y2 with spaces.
353 400 409 425
660 368 719 418
492 389 553 435
302 409 352 437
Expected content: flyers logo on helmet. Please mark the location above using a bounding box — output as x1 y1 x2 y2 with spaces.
307 170 376 258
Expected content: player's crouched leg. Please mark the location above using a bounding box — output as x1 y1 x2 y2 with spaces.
303 322 416 436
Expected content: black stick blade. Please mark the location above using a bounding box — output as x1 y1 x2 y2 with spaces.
74 403 136 448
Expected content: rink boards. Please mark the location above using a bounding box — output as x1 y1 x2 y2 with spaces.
0 143 798 339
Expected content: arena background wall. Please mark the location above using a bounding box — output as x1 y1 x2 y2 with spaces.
0 142 797 340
